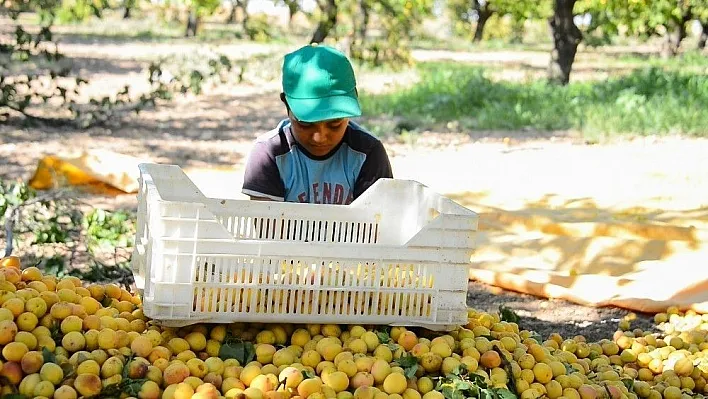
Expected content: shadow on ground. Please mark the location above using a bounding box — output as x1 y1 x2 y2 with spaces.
0 90 285 182
69 56 146 75
466 280 657 342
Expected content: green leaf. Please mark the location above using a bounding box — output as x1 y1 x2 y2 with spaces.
440 385 455 399
564 362 576 375
42 347 56 364
50 322 64 346
451 389 466 399
395 353 419 368
496 350 516 395
621 378 634 391
498 305 520 324
434 376 447 391
302 369 317 380
492 388 518 399
122 378 148 396
218 341 255 365
60 362 75 381
122 354 136 379
478 387 495 399
101 294 115 308
393 352 419 379
453 379 474 391
467 372 489 389
376 326 391 344
95 382 123 398
403 364 418 379
528 331 543 343
1 395 30 399
451 363 468 377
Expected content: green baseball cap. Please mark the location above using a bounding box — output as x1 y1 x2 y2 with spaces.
282 44 362 123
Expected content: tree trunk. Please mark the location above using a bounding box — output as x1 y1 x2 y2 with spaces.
185 10 199 37
548 0 582 85
226 1 237 24
472 0 493 42
699 20 708 50
348 0 369 60
285 0 299 29
354 0 370 45
243 14 251 39
510 17 525 44
661 7 693 57
123 0 133 19
473 11 492 42
237 0 251 38
310 0 338 44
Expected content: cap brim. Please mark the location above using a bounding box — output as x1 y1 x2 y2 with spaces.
286 92 362 123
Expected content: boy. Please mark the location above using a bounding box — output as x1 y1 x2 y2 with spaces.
241 43 393 205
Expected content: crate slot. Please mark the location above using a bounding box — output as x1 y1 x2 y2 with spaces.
216 218 385 244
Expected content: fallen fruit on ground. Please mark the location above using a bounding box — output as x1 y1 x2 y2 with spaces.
0 255 707 399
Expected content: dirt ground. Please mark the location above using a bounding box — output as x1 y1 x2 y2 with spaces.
466 280 658 342
2 32 706 341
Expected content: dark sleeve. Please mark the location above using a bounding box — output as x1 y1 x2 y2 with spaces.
353 140 393 198
241 141 286 201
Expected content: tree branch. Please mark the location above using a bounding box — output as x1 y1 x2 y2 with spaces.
3 189 87 257
1 104 76 126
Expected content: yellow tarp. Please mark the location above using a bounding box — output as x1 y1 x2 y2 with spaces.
28 150 243 198
29 150 152 195
459 199 708 314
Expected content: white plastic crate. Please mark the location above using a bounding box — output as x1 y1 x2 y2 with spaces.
131 163 478 331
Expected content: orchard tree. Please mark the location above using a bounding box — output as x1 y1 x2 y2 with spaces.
447 0 497 41
226 0 254 39
226 0 248 24
275 0 305 28
657 0 696 55
445 0 584 84
346 0 434 66
504 0 551 42
301 0 434 67
0 0 231 127
447 0 548 42
123 0 138 18
0 0 156 126
184 0 221 37
311 0 339 43
54 0 110 22
579 0 707 56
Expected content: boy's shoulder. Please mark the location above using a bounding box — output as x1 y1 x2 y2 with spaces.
343 120 385 154
252 119 292 157
254 119 289 143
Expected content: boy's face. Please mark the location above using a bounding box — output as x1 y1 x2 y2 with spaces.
287 109 348 157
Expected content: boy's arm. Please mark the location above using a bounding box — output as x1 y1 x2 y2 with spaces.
353 140 393 199
241 141 286 201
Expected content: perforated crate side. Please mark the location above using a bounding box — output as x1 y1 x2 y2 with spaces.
143 254 470 330
132 163 210 309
